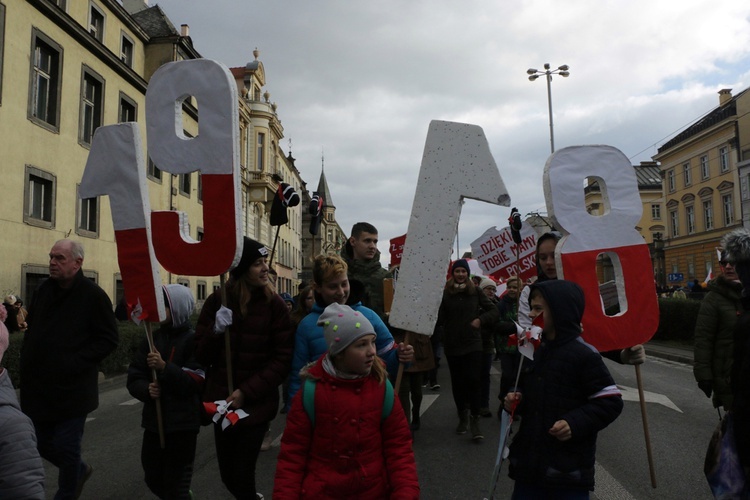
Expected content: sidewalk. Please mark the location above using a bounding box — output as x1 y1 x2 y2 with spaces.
644 340 693 365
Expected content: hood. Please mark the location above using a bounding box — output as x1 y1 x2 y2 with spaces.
708 275 743 299
528 280 584 343
163 284 195 329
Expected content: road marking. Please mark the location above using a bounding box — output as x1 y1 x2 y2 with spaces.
593 462 637 499
120 398 141 406
618 384 682 413
418 394 439 417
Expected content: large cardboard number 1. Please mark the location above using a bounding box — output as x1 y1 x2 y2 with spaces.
146 59 242 276
545 145 659 352
80 123 165 322
390 120 510 334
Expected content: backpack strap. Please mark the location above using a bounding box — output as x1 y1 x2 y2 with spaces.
304 377 394 426
382 379 394 420
303 378 316 426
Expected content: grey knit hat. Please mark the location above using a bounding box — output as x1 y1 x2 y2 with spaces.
317 303 375 356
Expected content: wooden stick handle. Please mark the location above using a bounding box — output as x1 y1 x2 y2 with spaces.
145 322 166 449
220 273 234 394
393 331 413 394
635 364 657 488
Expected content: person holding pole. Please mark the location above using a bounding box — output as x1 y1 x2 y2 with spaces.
195 237 295 500
20 239 119 500
503 279 623 498
127 284 204 499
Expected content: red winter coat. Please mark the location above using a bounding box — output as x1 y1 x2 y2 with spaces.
274 357 420 499
195 288 294 426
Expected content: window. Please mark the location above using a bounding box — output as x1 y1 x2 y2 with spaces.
0 3 5 104
79 67 104 146
177 278 190 288
76 185 99 237
703 200 713 230
670 210 679 237
683 162 691 186
196 228 204 241
24 166 56 228
701 155 709 179
723 194 734 225
197 173 202 202
89 3 105 42
197 281 207 301
179 173 191 196
667 169 675 192
120 32 134 67
29 30 62 131
118 92 136 123
51 0 67 10
651 204 661 220
147 157 162 182
257 133 265 170
720 147 730 173
685 205 695 234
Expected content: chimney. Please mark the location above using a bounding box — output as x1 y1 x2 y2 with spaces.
181 24 190 37
123 0 149 14
719 88 733 106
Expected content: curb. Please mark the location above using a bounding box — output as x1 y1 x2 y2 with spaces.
645 342 692 365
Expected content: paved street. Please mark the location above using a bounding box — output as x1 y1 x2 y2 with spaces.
40 344 715 499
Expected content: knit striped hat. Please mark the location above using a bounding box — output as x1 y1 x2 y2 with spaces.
318 303 375 356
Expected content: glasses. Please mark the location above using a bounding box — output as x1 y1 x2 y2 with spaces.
720 261 733 267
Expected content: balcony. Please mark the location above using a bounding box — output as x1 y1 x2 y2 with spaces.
244 169 279 204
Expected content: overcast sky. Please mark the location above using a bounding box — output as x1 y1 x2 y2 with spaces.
152 0 750 263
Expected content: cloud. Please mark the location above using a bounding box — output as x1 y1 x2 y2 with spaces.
154 0 750 260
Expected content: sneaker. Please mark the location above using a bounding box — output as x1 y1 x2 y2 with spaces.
421 381 429 388
260 430 272 451
75 463 93 499
431 383 441 390
470 415 484 441
256 494 264 500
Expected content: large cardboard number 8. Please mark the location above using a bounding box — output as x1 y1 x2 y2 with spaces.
545 145 659 352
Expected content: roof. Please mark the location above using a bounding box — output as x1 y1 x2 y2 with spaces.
633 163 662 189
131 5 180 38
316 169 334 208
657 87 750 153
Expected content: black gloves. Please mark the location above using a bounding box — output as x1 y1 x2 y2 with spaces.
698 380 713 399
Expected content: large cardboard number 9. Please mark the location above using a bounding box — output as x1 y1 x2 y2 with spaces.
146 59 242 276
545 145 659 352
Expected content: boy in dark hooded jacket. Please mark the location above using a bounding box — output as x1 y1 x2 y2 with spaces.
127 284 205 499
504 279 623 498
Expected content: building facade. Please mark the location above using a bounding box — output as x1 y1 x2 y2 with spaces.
1 0 312 306
652 88 748 288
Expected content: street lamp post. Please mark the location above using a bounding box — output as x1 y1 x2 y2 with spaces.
527 63 570 154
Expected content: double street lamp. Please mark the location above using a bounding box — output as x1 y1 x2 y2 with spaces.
527 63 570 154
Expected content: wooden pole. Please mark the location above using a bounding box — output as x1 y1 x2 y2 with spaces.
220 273 234 394
393 331 412 394
145 322 166 449
635 364 657 488
269 225 281 265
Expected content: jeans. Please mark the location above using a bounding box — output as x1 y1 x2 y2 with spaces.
33 416 87 500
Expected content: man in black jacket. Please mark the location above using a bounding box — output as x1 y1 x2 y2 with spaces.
20 239 118 500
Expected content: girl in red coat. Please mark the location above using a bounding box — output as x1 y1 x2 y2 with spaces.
274 303 420 499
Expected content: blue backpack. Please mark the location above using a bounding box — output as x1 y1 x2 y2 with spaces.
302 378 394 426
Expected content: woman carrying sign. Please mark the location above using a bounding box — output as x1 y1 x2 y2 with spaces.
195 237 295 499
